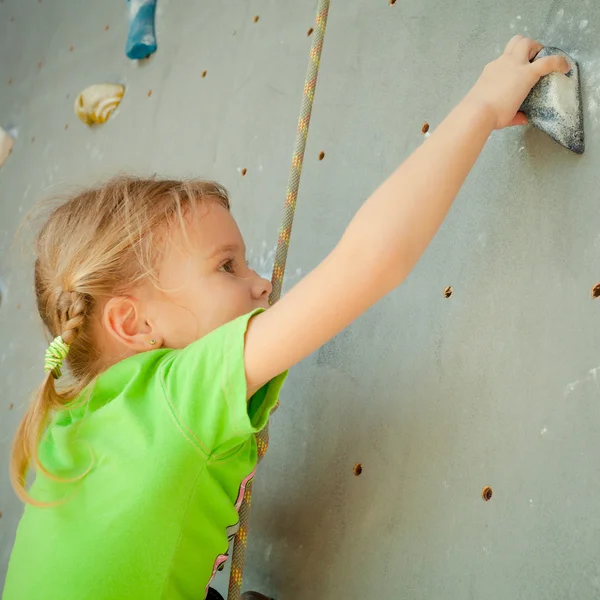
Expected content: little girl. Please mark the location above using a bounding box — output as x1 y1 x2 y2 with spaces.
4 37 567 600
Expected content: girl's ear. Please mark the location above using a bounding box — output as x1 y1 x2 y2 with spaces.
103 296 163 351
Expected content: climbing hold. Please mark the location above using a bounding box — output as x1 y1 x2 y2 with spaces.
253 15 260 23
74 84 125 126
126 0 158 60
520 47 584 154
0 127 14 168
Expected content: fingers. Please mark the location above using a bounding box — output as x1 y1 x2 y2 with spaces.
532 54 571 77
507 112 528 127
504 35 523 55
515 38 544 61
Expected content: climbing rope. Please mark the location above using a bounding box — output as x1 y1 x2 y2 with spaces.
227 1 331 598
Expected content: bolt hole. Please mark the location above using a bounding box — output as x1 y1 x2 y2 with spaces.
307 27 314 36
201 70 207 78
353 463 363 476
147 89 152 97
253 15 260 23
482 486 493 501
592 284 600 299
444 286 453 298
241 168 247 176
390 0 397 5
318 151 325 161
9 403 13 410
421 122 430 134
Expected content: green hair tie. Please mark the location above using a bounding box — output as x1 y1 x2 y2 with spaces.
44 336 70 379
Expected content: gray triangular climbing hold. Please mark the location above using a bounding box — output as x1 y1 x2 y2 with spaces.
520 47 584 154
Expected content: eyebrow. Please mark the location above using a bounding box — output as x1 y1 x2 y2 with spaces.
207 243 245 259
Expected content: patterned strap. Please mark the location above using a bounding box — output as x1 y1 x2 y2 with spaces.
227 1 331 598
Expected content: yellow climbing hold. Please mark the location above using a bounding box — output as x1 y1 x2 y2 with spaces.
75 83 125 126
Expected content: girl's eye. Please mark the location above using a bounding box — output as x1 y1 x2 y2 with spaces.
220 259 235 274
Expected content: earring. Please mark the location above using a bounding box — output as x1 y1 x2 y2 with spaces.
149 339 156 346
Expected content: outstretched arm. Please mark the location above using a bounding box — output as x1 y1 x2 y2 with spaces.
244 36 569 396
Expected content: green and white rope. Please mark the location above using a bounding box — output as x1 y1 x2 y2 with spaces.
227 1 331 598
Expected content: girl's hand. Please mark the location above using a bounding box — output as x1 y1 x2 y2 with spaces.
467 36 570 130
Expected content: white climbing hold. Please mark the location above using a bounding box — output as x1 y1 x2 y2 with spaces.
75 83 125 126
0 126 14 167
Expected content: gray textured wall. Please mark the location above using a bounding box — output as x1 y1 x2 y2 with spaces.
2 1 600 598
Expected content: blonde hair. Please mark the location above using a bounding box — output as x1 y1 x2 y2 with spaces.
11 176 230 504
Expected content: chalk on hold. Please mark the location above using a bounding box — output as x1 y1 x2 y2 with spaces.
126 0 158 60
0 127 15 168
520 47 584 154
75 84 125 126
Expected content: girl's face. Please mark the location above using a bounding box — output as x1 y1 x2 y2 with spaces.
144 201 272 349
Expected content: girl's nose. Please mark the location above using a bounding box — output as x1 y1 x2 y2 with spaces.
251 272 272 301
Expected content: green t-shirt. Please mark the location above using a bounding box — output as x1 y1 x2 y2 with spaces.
4 310 286 600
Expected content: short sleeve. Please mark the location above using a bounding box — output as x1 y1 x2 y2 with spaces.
160 309 287 456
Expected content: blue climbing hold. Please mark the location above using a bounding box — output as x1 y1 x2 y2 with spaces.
125 0 158 60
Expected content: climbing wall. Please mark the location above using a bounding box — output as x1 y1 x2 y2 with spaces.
2 0 600 598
